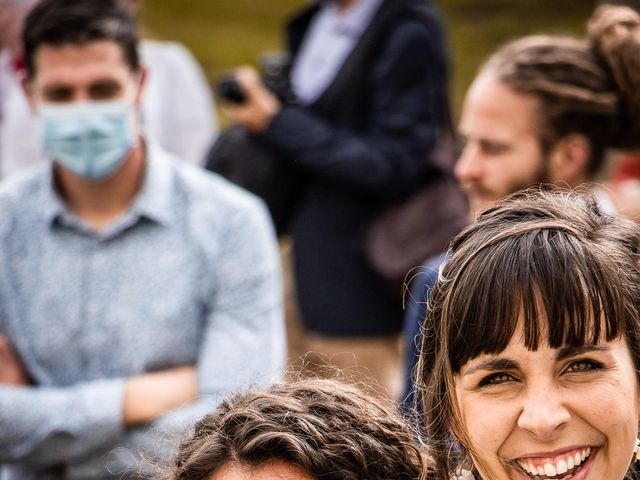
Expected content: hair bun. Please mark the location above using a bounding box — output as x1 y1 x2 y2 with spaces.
588 5 640 147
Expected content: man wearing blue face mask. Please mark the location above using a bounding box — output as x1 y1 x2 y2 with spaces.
39 100 138 181
0 1 285 478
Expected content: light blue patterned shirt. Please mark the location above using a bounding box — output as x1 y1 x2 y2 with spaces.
0 144 285 479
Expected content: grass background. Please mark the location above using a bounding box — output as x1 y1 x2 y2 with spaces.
139 0 595 118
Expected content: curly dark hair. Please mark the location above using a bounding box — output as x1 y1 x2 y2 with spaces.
157 379 429 480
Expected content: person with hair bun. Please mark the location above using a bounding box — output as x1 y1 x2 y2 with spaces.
158 379 428 480
589 4 640 219
457 4 640 216
418 188 640 480
403 4 640 404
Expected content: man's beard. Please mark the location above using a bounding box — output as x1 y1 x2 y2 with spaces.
466 156 551 218
511 157 552 195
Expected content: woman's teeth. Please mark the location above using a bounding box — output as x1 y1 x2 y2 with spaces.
517 447 591 479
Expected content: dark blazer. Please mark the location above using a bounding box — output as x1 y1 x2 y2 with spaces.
259 0 449 336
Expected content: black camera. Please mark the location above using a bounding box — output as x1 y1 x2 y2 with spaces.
217 76 247 104
216 53 296 105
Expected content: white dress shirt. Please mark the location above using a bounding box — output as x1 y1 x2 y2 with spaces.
291 0 383 105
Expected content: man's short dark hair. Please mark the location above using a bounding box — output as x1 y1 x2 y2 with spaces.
23 0 139 79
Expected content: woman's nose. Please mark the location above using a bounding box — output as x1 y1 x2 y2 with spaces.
517 389 571 440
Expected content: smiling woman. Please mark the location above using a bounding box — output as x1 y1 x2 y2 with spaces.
417 188 640 480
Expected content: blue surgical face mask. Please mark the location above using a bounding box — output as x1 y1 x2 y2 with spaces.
39 100 136 181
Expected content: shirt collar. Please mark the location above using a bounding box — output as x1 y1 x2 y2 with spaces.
42 141 175 228
327 0 384 37
127 142 175 226
42 168 66 226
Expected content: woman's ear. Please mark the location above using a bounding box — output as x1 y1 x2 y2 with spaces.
547 134 591 187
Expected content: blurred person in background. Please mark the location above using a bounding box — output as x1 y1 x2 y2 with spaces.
0 0 217 179
403 4 640 406
117 0 218 166
0 0 39 177
225 0 450 399
596 0 640 221
0 0 284 478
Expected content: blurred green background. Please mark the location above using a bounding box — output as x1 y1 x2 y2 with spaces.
139 0 595 117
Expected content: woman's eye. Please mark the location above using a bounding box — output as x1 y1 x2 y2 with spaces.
478 372 515 387
564 359 603 374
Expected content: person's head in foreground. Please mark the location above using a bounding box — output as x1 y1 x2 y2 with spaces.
456 5 640 216
418 188 640 480
158 379 426 480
